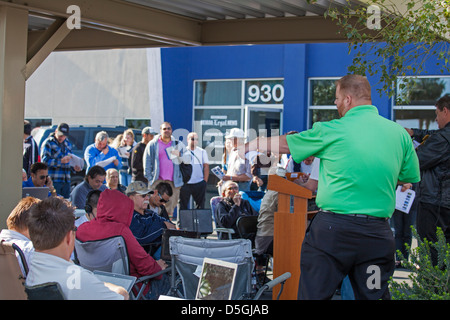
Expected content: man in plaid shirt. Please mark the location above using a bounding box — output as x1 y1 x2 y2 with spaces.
40 123 81 198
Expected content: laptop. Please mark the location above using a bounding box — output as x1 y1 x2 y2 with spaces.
93 270 137 293
179 209 213 234
195 258 238 300
22 187 50 200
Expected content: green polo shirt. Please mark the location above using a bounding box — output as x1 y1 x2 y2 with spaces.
286 105 420 218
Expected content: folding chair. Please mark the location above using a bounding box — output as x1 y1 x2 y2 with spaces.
240 191 265 212
25 282 65 300
74 236 168 300
0 240 28 300
169 236 253 300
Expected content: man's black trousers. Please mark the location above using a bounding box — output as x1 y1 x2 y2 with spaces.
298 211 395 300
179 180 207 210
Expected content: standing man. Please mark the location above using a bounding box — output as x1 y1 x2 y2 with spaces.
143 122 184 219
405 95 450 266
23 120 39 178
179 132 210 210
241 74 420 300
84 131 122 173
130 127 157 183
41 123 81 198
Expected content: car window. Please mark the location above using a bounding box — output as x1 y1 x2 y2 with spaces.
68 130 86 152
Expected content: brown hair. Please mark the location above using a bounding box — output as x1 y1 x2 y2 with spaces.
335 74 372 101
27 197 75 251
7 197 41 232
436 95 450 112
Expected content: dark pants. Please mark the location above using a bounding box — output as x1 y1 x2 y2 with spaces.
391 207 416 261
179 180 207 210
53 181 71 198
298 211 395 300
416 201 450 266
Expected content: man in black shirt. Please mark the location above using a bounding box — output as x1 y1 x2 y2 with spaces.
130 127 157 183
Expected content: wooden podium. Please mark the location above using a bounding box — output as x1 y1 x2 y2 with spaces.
267 174 315 300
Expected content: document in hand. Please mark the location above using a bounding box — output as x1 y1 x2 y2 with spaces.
395 186 416 214
69 153 84 169
211 166 224 179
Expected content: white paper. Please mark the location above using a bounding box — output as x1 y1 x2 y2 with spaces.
69 153 84 169
395 186 416 214
95 156 116 167
117 146 129 158
165 146 178 160
211 166 225 179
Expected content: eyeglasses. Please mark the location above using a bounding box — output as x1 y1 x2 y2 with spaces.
190 138 198 141
162 127 172 131
139 193 150 198
158 192 168 203
39 175 49 180
226 186 239 191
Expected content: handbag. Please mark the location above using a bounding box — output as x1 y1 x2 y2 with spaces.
176 141 192 184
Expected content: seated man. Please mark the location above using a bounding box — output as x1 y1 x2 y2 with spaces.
69 165 107 209
215 180 258 239
76 189 170 300
127 182 175 254
25 197 128 300
22 162 57 197
0 197 40 275
75 189 102 228
106 168 126 193
148 182 173 221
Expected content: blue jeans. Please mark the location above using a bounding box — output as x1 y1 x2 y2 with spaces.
120 172 132 187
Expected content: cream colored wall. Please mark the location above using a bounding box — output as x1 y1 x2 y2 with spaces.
24 47 164 128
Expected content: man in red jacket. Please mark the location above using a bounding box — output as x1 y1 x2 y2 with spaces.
76 189 169 299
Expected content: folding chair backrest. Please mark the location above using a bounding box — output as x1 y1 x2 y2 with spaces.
0 240 27 300
210 196 223 226
25 282 65 300
236 215 258 246
75 236 129 275
169 236 253 300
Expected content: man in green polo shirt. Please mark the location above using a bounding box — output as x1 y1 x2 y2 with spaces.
242 74 420 300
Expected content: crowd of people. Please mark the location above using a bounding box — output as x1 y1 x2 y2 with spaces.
5 74 450 300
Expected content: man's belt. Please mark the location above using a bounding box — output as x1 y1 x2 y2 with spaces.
321 210 388 221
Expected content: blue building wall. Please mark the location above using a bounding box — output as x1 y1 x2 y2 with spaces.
160 42 448 134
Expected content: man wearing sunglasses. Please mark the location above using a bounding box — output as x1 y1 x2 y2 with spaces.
127 181 175 249
22 162 57 196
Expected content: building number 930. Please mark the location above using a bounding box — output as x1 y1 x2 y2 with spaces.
246 81 284 104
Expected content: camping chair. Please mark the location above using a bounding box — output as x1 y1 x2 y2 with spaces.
169 236 290 300
74 236 169 300
169 236 253 300
239 191 265 212
0 240 28 300
210 196 234 239
25 282 65 300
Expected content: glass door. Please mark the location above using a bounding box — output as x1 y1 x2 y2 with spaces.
245 106 282 140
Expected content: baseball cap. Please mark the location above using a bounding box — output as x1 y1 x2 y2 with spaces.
225 128 245 139
56 123 70 136
126 181 154 196
142 127 157 135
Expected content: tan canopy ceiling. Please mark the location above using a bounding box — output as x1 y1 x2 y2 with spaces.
19 0 365 51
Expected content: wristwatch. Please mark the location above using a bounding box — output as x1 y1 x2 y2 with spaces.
229 176 232 181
